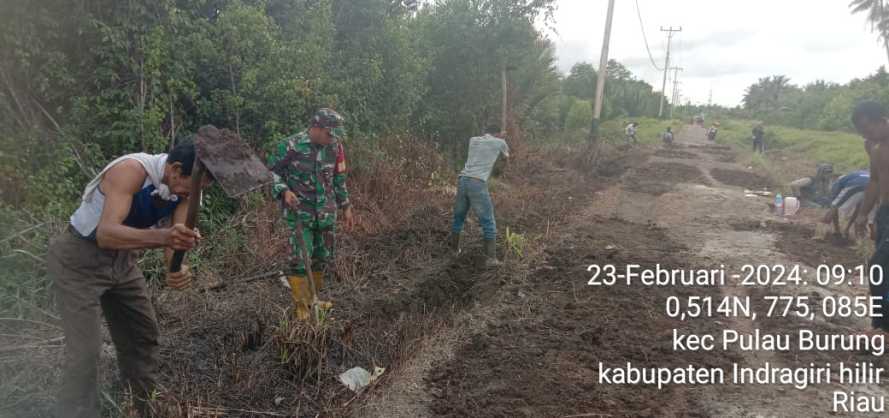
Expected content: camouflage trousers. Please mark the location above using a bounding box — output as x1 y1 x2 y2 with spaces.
286 220 335 276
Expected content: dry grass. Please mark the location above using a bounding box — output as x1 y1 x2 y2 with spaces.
273 313 340 383
1 132 619 417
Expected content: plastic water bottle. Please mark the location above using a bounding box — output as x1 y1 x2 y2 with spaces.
775 193 784 216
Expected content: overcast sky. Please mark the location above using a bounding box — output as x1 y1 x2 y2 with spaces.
543 0 888 107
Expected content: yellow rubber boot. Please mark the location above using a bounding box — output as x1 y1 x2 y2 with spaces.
286 275 311 321
311 272 333 311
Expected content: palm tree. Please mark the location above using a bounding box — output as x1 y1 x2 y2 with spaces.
742 76 792 115
850 0 889 64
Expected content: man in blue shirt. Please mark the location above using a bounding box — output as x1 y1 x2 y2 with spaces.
449 124 510 266
821 170 871 237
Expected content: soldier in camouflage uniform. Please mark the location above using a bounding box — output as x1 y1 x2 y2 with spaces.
268 108 354 320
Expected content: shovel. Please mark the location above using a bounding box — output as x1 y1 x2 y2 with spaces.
283 206 326 323
168 125 274 274
270 149 328 322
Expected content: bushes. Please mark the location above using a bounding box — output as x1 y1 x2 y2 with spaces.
564 100 592 132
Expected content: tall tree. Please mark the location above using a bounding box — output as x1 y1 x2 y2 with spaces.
850 0 889 64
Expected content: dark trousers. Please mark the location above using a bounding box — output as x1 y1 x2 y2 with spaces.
870 205 889 331
48 229 159 418
753 138 764 153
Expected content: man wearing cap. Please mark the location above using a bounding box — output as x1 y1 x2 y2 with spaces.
268 108 353 320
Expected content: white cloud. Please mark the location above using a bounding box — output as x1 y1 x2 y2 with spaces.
544 0 887 107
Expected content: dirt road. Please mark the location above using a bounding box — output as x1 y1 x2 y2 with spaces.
132 125 886 417
356 126 888 417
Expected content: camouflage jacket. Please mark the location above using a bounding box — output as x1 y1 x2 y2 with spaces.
268 131 350 229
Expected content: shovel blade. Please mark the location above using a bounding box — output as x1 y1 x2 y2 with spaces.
194 125 273 198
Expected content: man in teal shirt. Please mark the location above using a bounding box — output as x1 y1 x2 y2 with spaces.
449 124 510 266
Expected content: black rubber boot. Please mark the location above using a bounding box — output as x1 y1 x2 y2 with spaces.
484 239 501 267
448 232 461 256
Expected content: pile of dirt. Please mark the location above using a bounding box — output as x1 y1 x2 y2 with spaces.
716 154 736 163
596 154 634 178
654 149 698 160
688 144 731 151
625 162 710 195
426 217 738 417
710 168 772 189
634 162 710 185
686 145 736 162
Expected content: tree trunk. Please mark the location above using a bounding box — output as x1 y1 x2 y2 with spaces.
501 64 508 133
139 49 145 151
229 63 241 136
169 96 175 152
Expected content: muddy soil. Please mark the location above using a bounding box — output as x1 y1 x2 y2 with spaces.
112 126 886 418
691 147 738 163
688 144 732 151
633 162 711 185
730 220 866 268
625 161 711 195
427 218 737 418
710 168 772 189
655 149 698 160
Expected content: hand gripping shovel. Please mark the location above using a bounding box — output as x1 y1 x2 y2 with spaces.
168 125 274 274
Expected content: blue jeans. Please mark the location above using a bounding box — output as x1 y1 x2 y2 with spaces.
452 176 497 240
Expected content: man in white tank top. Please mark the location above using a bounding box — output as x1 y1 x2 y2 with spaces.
47 141 208 418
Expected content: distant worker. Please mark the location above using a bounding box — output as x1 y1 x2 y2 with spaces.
820 170 872 237
707 123 719 142
625 122 638 145
268 108 354 321
752 123 765 153
662 126 674 146
449 123 510 267
851 100 889 334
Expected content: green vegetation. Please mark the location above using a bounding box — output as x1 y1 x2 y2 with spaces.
708 118 868 184
681 68 889 133
557 61 668 141
600 117 681 145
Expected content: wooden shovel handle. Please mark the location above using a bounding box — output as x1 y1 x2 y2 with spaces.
169 161 205 273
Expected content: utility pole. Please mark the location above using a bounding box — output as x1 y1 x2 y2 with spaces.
657 26 682 118
669 67 683 119
590 0 616 142
707 87 713 108
501 64 508 133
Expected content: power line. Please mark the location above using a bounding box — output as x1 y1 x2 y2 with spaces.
634 0 663 71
